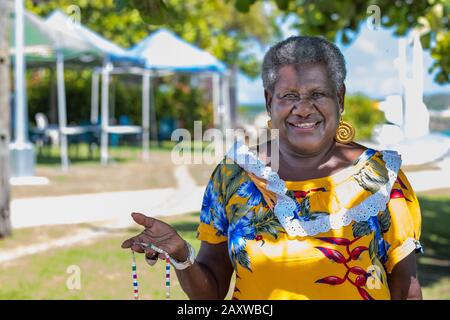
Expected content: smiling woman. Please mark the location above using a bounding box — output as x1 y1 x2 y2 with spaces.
122 36 423 300
268 63 342 158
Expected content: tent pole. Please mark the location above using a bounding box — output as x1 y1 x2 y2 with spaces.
218 74 225 132
90 71 99 124
142 70 150 161
221 73 231 130
10 0 35 178
100 60 111 165
56 51 69 171
212 72 220 128
110 75 116 125
150 74 158 145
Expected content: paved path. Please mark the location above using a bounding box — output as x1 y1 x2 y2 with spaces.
0 225 115 263
10 165 205 229
2 165 205 263
406 157 450 192
10 159 450 229
3 161 450 263
10 186 205 229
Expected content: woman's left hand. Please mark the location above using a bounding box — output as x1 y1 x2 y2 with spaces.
121 212 188 264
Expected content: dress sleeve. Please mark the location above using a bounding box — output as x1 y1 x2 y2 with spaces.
383 169 423 273
196 161 229 244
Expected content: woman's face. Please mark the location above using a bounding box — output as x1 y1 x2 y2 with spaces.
265 63 344 155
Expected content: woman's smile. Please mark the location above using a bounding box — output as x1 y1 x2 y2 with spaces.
287 120 323 133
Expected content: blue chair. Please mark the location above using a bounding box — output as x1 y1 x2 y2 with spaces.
158 118 176 141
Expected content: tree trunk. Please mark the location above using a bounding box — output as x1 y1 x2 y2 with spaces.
0 0 12 238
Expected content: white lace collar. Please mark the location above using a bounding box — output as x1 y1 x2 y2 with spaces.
226 140 402 237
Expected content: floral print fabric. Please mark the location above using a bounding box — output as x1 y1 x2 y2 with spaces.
196 149 422 300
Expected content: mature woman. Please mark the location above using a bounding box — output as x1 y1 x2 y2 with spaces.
122 36 423 300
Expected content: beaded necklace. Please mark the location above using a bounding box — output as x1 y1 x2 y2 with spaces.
131 251 139 300
131 245 171 300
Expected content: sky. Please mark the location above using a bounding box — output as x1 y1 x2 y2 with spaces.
238 20 450 105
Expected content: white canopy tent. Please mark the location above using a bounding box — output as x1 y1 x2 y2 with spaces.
89 29 232 164
90 65 154 164
45 10 145 167
9 9 101 174
127 29 231 130
40 15 231 166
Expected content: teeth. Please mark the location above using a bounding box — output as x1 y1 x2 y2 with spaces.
293 123 316 128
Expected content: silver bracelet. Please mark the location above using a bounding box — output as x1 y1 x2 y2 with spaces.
141 241 196 270
168 241 196 270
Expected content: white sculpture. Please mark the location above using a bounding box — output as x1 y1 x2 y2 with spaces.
374 31 450 166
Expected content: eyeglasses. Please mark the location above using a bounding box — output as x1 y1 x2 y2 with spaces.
275 91 333 107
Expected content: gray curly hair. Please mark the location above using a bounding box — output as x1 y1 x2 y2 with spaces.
262 36 347 93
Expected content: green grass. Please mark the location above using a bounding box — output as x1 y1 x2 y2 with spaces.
35 141 212 167
0 223 97 251
416 196 450 299
0 195 449 300
0 213 205 300
14 141 219 199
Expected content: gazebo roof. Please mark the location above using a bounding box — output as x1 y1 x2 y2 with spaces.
128 29 226 73
9 10 99 64
45 10 142 65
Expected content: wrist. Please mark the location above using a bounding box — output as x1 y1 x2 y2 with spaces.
169 241 196 270
171 239 189 262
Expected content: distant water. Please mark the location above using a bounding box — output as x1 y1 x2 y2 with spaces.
238 104 265 124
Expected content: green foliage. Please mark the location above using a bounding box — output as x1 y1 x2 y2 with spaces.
343 93 385 141
26 69 93 125
153 75 214 133
263 0 448 85
27 0 154 48
154 0 280 78
128 0 172 25
234 0 258 13
26 70 213 136
124 0 449 84
25 0 281 134
28 0 279 77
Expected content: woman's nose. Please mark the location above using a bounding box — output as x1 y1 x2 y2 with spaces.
291 99 315 117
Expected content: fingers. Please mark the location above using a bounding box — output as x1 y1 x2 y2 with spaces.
121 237 134 249
121 234 144 249
131 212 155 228
158 253 167 260
121 232 151 251
121 212 171 253
131 243 145 253
145 249 159 259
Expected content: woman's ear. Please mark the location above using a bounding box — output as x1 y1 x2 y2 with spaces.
337 84 346 114
264 89 272 115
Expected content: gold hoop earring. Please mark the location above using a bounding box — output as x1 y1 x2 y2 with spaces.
335 119 355 144
267 119 272 129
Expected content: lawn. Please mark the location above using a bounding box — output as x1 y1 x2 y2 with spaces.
415 194 450 299
0 195 449 300
12 142 217 199
0 213 206 299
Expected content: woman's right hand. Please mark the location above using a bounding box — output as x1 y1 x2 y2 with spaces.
121 212 188 263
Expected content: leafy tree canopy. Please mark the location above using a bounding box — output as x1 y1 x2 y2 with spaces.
117 0 449 84
27 0 282 78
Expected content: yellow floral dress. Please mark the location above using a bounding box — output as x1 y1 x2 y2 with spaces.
196 143 422 300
